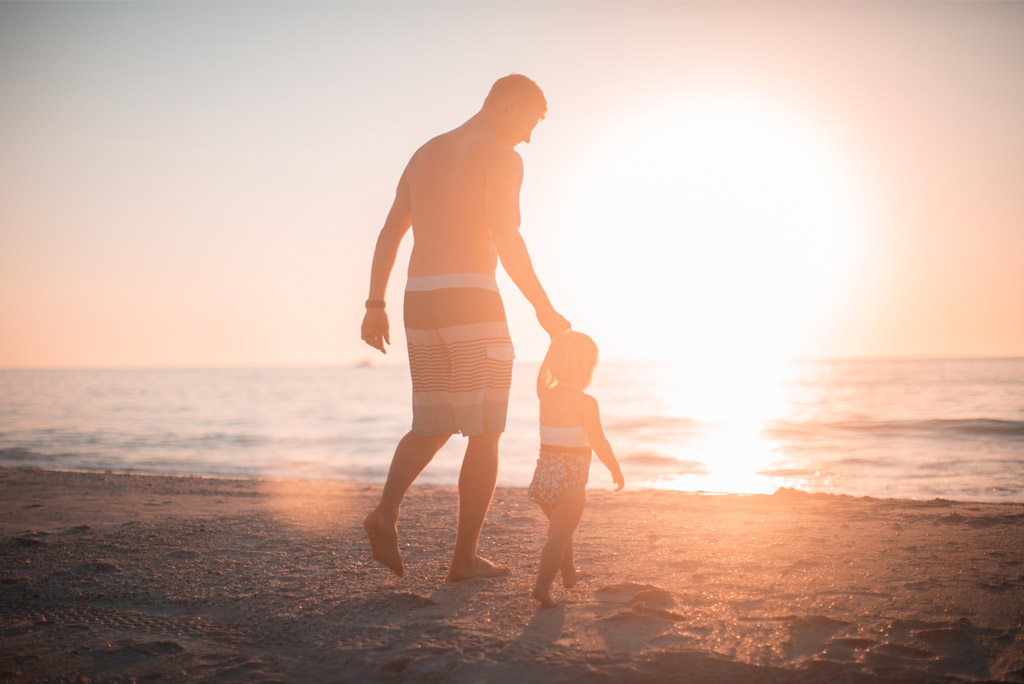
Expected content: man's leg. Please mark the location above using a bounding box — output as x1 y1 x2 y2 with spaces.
447 429 509 581
364 430 450 576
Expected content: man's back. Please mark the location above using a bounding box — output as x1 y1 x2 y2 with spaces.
405 125 516 278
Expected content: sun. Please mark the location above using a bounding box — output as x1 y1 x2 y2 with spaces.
555 91 866 366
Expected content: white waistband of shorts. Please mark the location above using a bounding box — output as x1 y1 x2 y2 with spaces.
406 273 498 292
539 425 590 447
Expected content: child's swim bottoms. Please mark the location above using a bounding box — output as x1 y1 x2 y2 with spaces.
528 449 592 515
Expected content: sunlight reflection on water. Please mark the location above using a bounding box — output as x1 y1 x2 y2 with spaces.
1 359 1022 502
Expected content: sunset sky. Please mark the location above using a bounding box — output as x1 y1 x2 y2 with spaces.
1 1 1022 368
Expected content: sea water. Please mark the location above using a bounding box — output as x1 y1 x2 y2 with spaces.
1 359 1021 503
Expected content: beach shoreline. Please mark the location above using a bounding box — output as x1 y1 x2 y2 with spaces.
2 466 1023 682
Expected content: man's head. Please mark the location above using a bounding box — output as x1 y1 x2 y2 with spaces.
482 74 547 147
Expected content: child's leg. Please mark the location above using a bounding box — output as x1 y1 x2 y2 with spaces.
533 488 585 608
560 539 577 588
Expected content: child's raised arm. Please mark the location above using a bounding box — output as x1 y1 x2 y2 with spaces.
582 394 624 491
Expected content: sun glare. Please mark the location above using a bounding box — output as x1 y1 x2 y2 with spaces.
551 92 868 493
644 357 799 494
562 92 865 365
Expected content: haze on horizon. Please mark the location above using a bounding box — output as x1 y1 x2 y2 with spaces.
1 1 1022 369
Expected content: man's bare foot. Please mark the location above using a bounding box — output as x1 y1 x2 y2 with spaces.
561 564 578 588
363 511 404 577
532 588 558 608
446 555 510 582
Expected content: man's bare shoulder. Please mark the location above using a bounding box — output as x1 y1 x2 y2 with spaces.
407 127 519 176
477 134 521 166
406 132 450 169
473 135 521 178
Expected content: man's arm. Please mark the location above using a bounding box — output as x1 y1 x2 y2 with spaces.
361 173 412 354
487 148 569 336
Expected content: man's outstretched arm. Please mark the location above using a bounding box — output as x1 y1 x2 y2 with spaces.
361 174 412 353
487 150 569 336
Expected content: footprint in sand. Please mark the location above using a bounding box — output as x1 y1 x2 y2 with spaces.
595 582 661 602
829 637 876 649
596 583 685 622
648 633 698 648
794 615 852 629
629 605 687 621
872 643 936 660
915 627 971 647
629 588 675 607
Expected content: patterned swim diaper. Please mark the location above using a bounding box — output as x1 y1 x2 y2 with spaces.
528 449 592 515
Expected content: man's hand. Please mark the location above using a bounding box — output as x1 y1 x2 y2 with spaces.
361 309 390 354
537 306 570 337
612 467 625 492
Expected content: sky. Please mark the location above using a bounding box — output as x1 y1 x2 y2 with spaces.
1 1 1022 368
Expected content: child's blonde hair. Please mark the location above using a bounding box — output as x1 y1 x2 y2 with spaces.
537 331 599 396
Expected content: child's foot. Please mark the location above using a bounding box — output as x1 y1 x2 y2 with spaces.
532 588 558 608
561 564 578 588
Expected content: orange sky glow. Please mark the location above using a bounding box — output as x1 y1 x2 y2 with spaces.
1 2 1022 368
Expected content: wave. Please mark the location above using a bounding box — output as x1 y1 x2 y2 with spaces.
0 431 386 454
0 447 63 463
606 415 703 433
765 418 1024 440
621 451 710 473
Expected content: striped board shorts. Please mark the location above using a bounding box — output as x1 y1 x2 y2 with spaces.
404 273 515 436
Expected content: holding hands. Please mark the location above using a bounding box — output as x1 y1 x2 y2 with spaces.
537 304 570 338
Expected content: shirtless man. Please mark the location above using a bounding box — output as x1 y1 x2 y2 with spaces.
360 75 570 581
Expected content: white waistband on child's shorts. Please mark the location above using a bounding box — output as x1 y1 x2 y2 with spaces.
406 273 499 292
539 425 590 447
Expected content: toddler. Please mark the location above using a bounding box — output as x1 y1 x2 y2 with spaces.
528 331 624 607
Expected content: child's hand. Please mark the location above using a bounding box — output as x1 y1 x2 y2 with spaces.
612 468 624 491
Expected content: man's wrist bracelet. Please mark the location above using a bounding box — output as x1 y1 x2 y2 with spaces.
365 299 386 309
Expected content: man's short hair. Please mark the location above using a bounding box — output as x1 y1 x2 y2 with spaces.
483 74 547 116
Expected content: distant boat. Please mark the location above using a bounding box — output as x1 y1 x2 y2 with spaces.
356 359 373 368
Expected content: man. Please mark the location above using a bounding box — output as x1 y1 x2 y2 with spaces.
360 74 570 580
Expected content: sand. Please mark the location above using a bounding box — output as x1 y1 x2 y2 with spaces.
1 467 1022 683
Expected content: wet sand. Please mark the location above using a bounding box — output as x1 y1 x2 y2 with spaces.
2 466 1023 683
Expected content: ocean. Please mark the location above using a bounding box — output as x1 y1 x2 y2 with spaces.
1 358 1022 503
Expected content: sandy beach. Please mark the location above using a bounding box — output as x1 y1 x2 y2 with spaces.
1 467 1022 683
